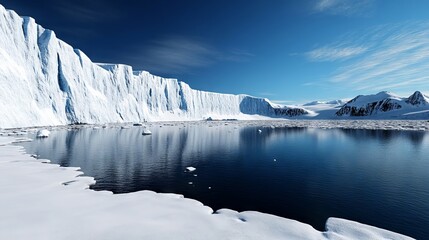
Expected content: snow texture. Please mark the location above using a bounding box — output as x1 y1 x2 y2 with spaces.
0 137 415 240
0 5 306 129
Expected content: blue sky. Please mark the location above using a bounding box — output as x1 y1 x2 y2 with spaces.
2 0 429 103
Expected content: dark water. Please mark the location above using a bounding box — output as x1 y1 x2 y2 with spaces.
19 123 429 239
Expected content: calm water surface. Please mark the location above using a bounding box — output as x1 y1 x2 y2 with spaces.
19 123 429 239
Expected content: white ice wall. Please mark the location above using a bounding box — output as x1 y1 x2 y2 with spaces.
0 5 305 128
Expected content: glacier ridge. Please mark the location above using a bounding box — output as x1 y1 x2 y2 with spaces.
0 5 306 128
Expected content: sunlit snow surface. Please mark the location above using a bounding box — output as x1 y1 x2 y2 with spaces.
0 121 423 239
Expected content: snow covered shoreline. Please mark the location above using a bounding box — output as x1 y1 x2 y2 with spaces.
0 135 415 239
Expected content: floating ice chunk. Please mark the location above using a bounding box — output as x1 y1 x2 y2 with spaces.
186 166 196 172
258 129 262 133
142 129 152 135
36 129 50 138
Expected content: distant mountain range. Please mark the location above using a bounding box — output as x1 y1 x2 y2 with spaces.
0 4 427 128
335 91 428 117
300 91 429 119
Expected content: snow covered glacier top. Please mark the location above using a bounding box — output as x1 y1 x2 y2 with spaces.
0 4 307 128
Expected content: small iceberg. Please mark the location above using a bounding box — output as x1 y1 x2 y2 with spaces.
186 166 196 172
142 129 152 135
36 129 50 138
258 129 262 133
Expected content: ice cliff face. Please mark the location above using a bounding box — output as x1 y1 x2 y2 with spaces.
0 5 307 128
336 91 429 118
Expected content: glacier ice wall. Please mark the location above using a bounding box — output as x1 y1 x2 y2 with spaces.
0 5 306 128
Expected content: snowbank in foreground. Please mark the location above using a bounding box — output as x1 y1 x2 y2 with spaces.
0 137 414 240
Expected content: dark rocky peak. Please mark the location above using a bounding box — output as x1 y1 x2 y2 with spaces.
406 91 428 105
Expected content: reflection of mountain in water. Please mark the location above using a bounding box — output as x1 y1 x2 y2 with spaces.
245 126 428 147
338 129 427 146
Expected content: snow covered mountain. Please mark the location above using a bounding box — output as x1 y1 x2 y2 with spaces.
336 91 429 118
0 5 307 128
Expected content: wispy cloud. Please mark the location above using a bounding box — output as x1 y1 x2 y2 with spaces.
51 0 123 39
306 46 368 61
129 37 253 74
54 0 121 23
143 38 217 72
311 21 429 93
302 81 330 87
313 0 374 16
